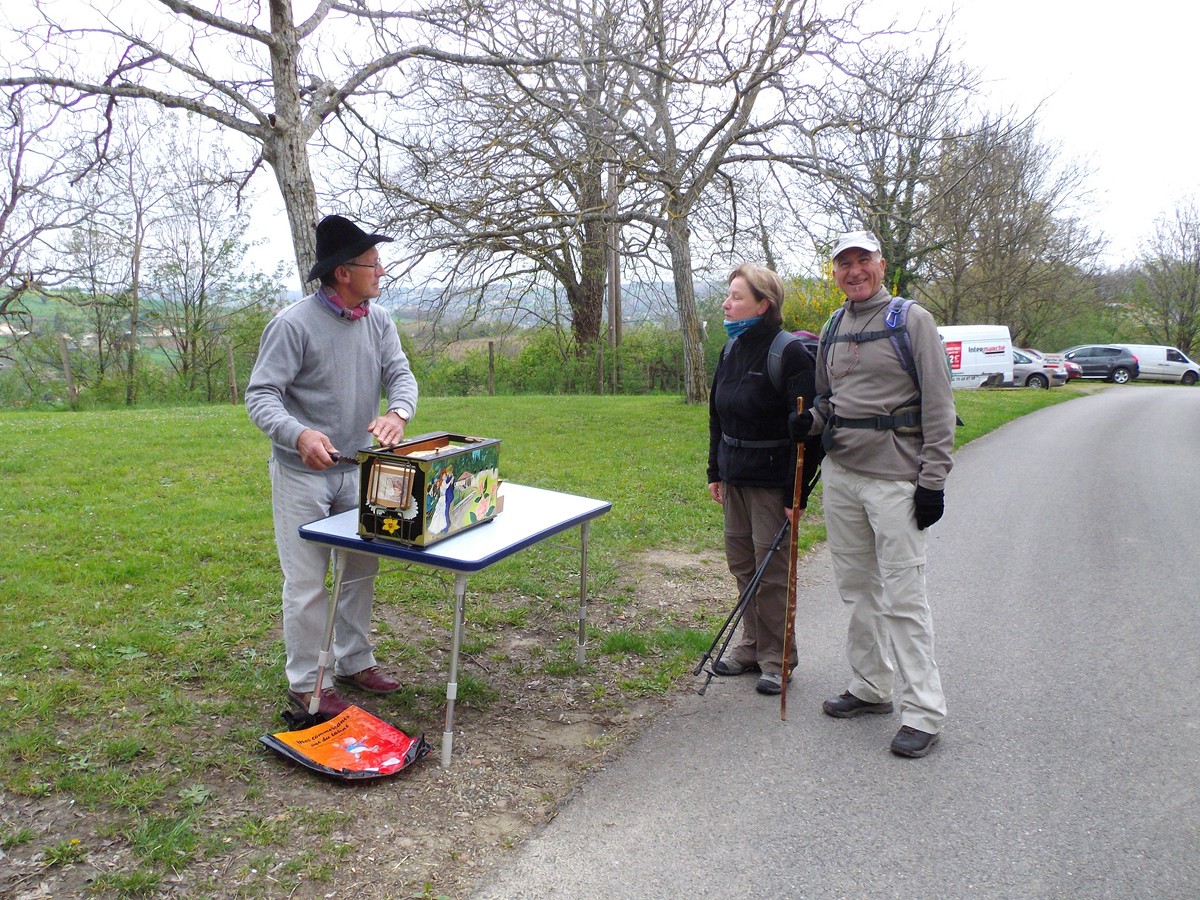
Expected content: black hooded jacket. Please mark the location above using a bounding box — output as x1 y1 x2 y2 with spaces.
707 320 823 508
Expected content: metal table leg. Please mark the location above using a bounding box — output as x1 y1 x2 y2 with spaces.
577 521 590 666
309 549 347 718
441 572 468 767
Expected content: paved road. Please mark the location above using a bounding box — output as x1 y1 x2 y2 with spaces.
475 386 1200 899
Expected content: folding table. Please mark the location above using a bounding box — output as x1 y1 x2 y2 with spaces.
298 482 612 766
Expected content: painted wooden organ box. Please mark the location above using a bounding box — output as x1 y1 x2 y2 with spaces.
356 432 502 547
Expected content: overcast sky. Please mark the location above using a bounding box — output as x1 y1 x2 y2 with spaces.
921 0 1196 266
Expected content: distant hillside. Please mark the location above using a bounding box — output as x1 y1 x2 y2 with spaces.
370 279 718 328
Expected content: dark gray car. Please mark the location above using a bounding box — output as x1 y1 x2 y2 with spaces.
1060 345 1140 383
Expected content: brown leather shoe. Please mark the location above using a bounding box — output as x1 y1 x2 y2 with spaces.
287 687 350 718
335 666 401 695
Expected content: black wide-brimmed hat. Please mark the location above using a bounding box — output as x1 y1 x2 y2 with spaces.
306 214 394 282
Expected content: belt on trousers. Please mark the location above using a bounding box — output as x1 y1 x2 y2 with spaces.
721 433 791 449
829 410 922 431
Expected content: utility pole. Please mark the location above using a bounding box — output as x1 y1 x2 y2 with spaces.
607 159 622 394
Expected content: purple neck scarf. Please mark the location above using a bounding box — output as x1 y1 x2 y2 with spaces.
317 285 369 321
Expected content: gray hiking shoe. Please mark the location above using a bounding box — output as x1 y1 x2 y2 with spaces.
755 672 792 695
712 657 760 676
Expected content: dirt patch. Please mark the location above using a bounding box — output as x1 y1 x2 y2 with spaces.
1 548 738 899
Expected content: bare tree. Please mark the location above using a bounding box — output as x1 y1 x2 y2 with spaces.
803 35 984 299
1129 200 1200 354
0 88 86 340
1 0 555 285
358 19 639 350
919 117 1102 345
363 0 853 403
145 136 261 399
607 0 848 403
58 222 129 383
57 108 188 403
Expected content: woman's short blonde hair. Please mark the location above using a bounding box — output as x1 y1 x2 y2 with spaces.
728 263 784 327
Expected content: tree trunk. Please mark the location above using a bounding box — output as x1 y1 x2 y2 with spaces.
664 206 708 404
569 157 607 347
265 131 320 288
573 222 606 346
265 0 320 287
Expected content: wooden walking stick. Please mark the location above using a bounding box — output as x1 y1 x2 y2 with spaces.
780 398 805 721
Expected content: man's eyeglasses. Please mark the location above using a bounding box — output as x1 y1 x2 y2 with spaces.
344 261 384 271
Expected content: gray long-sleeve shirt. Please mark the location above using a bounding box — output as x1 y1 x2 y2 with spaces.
245 293 418 471
812 288 955 490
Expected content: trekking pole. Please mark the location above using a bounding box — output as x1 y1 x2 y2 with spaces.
780 398 805 721
694 517 790 696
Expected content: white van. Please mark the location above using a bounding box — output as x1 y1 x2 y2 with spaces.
937 325 1014 389
1116 344 1200 385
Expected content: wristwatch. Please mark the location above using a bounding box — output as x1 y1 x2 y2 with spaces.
390 407 410 422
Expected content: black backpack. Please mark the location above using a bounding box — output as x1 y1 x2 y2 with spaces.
720 330 807 395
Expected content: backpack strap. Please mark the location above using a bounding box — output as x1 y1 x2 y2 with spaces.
766 330 803 395
817 308 845 385
822 297 920 391
819 297 962 429
884 297 920 391
722 331 804 396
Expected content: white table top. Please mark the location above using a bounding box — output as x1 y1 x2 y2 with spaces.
298 482 611 573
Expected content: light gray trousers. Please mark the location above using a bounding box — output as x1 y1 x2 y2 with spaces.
270 459 380 693
821 456 947 733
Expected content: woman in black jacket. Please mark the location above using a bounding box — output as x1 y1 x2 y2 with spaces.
707 263 821 695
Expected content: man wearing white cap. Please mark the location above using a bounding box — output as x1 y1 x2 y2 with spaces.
789 230 955 757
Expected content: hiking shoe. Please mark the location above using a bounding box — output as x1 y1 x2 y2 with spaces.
712 657 760 676
890 725 940 758
335 666 401 694
287 687 350 718
822 691 894 718
754 672 792 695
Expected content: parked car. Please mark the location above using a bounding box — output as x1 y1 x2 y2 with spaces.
1010 348 1067 388
1061 358 1083 380
1060 345 1140 383
1115 344 1200 385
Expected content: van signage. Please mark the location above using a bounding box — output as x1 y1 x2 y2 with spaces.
971 344 1008 355
945 342 962 370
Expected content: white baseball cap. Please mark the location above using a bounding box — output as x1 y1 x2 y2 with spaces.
831 230 882 259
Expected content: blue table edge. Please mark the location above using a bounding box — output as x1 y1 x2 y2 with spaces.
297 487 612 573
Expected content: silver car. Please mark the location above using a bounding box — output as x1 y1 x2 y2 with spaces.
1011 348 1067 388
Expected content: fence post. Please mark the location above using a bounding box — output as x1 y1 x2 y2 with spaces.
58 334 78 407
226 339 239 404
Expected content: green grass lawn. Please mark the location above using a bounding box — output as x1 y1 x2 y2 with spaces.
0 388 1079 892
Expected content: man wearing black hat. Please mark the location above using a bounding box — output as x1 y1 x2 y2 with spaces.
247 214 418 717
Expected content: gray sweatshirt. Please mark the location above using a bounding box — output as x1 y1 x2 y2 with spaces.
812 288 955 490
245 293 418 471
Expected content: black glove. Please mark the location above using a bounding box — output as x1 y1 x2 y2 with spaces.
788 409 814 443
914 486 944 530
